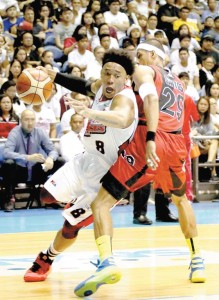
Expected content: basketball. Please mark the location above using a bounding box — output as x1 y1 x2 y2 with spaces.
16 68 53 105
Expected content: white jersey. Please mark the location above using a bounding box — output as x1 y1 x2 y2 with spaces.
83 86 138 166
44 85 138 226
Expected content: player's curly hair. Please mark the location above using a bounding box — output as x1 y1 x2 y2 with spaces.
102 49 135 76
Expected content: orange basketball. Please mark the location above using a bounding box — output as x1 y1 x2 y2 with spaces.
16 69 53 105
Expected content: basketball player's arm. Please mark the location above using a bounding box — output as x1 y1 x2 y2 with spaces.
67 94 135 128
36 67 102 97
133 65 160 168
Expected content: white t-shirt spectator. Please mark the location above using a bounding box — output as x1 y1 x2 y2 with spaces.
68 49 95 70
32 106 56 137
60 130 84 162
104 11 129 40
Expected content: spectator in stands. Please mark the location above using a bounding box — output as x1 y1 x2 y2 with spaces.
206 16 219 51
93 11 117 39
205 81 219 109
7 59 23 84
212 64 219 85
41 50 61 71
199 55 216 88
92 23 119 50
61 92 89 135
104 0 130 40
147 13 169 45
157 0 179 44
12 46 31 70
201 16 214 38
137 14 149 39
209 96 219 129
126 0 141 25
0 80 26 118
170 34 197 66
171 24 201 52
154 31 170 66
84 45 105 80
186 0 202 30
0 94 19 138
44 82 62 123
201 0 219 24
81 11 98 41
54 0 68 22
63 24 90 56
99 34 113 51
86 0 101 17
3 3 23 40
71 0 83 26
60 112 85 161
53 7 75 50
67 33 95 72
171 47 200 91
195 35 219 67
17 32 42 66
30 102 57 138
125 23 143 48
192 96 219 177
178 71 200 102
2 109 62 212
173 6 200 40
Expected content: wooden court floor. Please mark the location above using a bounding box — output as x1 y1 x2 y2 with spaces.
1 223 219 300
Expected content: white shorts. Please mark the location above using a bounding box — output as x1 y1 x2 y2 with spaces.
44 152 110 225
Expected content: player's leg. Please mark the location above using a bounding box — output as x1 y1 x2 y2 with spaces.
74 187 122 297
171 193 205 283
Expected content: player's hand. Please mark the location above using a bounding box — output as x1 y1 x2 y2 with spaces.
64 96 90 117
27 153 45 163
36 66 57 81
146 141 160 170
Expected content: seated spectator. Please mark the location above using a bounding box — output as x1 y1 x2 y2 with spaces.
0 94 19 138
201 0 219 24
154 30 170 66
206 16 219 51
147 13 169 45
84 45 105 80
93 11 118 39
171 47 200 91
171 24 201 52
92 22 119 50
86 0 101 17
71 0 83 26
0 34 10 78
36 3 57 46
67 33 95 72
125 23 143 48
3 3 23 40
63 24 90 56
5 59 23 85
170 34 197 66
12 46 32 69
81 11 98 41
103 0 130 40
53 7 75 50
59 65 84 117
41 49 61 71
0 80 26 118
201 16 214 38
199 55 216 88
43 82 61 122
173 6 200 40
205 81 219 111
61 92 89 134
2 109 63 212
195 35 219 67
60 112 85 161
178 71 200 102
192 96 219 177
30 103 57 138
137 14 149 39
209 96 219 128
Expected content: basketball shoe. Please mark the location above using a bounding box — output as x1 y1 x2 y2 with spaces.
74 257 122 297
189 256 206 283
24 252 53 282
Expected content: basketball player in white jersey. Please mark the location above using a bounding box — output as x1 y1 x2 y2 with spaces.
24 49 138 282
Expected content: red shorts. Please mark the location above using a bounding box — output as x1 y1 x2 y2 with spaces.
101 125 187 199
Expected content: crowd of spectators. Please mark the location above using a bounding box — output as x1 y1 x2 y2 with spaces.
0 0 219 211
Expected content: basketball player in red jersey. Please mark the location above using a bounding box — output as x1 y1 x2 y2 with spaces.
74 39 205 297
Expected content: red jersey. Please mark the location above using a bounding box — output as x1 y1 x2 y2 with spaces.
135 66 185 132
182 95 199 136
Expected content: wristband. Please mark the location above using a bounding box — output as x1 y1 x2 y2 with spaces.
146 131 156 142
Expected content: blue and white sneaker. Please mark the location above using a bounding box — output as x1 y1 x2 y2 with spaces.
189 256 205 283
74 257 122 297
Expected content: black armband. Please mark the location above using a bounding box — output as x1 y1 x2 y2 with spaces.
54 72 95 97
146 131 156 142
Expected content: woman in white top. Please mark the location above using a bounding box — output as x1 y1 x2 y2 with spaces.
171 24 201 52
